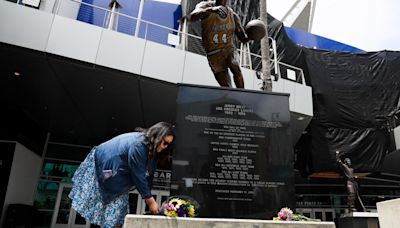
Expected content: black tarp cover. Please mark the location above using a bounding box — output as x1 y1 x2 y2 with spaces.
265 15 400 174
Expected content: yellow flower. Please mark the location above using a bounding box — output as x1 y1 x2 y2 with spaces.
188 207 195 217
168 210 177 217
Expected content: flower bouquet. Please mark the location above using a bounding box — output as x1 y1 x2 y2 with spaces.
160 196 198 217
273 207 321 222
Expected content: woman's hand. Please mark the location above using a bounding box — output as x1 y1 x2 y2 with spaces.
145 197 159 214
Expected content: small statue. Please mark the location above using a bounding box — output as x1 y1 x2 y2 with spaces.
336 151 366 212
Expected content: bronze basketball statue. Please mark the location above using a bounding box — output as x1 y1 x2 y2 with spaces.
186 0 250 88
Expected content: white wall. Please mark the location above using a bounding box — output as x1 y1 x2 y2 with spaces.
96 29 146 74
46 15 103 63
0 0 54 51
394 126 400 150
272 78 313 116
181 51 217 87
0 142 42 226
56 0 82 20
141 41 185 82
39 0 57 13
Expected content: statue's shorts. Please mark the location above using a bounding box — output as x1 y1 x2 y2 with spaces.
206 48 236 74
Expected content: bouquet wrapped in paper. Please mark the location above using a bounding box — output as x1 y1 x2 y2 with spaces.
160 196 199 217
273 207 321 222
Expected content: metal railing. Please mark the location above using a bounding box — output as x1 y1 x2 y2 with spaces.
10 0 306 85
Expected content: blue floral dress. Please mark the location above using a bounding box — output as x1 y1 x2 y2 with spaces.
69 149 129 227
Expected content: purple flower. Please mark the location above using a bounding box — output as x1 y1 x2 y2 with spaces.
166 204 174 211
177 205 186 217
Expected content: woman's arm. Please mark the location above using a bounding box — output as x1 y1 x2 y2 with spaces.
128 144 161 214
145 197 159 214
128 145 153 200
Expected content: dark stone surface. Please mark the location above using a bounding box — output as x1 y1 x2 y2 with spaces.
171 84 295 219
337 216 379 228
0 142 15 217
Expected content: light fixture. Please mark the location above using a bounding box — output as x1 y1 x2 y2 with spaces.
297 116 305 121
14 71 21 76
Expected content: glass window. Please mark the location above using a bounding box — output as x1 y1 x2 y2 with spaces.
74 213 87 225
161 195 169 205
56 187 72 224
34 181 59 210
41 160 79 182
315 211 323 220
34 210 53 227
325 211 334 221
129 193 139 214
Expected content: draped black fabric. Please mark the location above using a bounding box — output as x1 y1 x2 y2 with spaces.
265 15 400 174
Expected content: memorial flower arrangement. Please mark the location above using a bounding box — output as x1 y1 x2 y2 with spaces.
160 196 198 217
274 207 293 221
273 207 320 222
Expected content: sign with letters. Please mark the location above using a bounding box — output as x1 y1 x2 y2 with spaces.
171 84 295 219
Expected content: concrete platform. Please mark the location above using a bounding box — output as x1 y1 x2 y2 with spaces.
124 215 336 228
337 212 379 228
377 198 400 228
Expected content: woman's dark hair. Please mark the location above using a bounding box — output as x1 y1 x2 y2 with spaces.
135 122 175 158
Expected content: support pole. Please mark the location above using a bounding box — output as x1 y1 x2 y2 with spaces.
135 0 145 37
260 0 272 91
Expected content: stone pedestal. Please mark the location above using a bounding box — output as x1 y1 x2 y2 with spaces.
124 215 336 228
337 212 379 228
377 198 400 228
172 84 295 219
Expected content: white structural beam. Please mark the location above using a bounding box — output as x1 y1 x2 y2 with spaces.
279 0 314 32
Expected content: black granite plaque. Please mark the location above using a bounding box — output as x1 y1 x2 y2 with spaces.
0 142 15 217
171 84 295 219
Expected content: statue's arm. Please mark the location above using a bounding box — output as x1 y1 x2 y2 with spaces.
335 153 347 173
233 12 249 43
189 2 216 22
336 158 353 178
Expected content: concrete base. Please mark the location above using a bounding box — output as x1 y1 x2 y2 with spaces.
124 215 335 228
377 198 400 228
337 212 379 228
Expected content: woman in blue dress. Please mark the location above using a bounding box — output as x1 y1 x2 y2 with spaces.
69 122 175 228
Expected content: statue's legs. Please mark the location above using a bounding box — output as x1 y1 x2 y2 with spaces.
347 192 356 212
214 71 232 87
347 182 356 212
227 52 244 88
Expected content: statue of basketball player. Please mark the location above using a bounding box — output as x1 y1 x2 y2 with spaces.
336 151 367 212
188 0 249 88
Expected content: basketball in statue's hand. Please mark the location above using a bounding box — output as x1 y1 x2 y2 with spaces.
245 19 267 41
